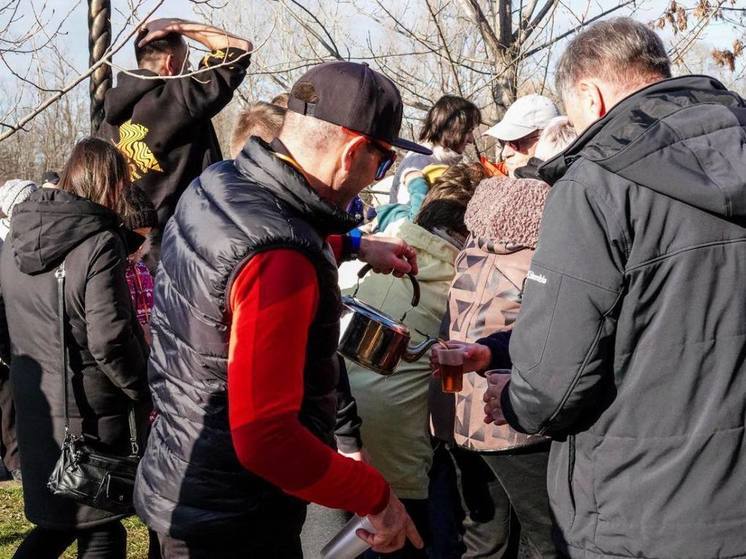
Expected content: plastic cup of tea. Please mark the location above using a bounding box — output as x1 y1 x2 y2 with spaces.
320 515 375 559
437 348 464 393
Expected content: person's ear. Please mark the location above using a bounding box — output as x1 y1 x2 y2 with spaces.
164 53 179 76
577 79 607 120
341 135 367 173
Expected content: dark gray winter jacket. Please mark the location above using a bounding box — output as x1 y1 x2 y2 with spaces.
502 75 746 559
0 189 149 530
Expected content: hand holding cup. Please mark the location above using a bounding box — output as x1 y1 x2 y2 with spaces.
483 370 511 426
430 341 492 379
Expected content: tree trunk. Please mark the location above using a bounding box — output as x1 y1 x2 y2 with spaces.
88 0 112 133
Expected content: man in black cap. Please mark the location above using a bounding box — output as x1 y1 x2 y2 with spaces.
40 171 60 189
134 61 431 558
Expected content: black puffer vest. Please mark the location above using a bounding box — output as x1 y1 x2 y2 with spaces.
134 138 357 538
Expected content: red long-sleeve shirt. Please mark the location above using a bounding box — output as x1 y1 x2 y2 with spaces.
227 247 390 516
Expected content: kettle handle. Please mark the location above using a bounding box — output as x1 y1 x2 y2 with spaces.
356 263 420 308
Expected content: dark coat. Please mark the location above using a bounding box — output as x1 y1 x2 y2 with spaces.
134 138 357 538
98 48 250 230
0 189 149 530
503 75 746 558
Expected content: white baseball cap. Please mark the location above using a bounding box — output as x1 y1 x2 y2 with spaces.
484 94 560 141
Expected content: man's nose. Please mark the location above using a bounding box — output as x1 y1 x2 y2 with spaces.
502 143 516 158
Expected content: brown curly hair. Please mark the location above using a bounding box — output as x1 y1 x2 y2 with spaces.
415 162 486 236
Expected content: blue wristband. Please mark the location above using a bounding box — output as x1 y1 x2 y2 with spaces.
348 230 362 254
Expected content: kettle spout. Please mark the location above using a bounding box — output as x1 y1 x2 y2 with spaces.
402 336 439 363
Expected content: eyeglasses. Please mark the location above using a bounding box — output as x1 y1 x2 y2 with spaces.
342 128 398 181
503 131 541 153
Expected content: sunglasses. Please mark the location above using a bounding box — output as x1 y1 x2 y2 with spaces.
503 131 541 153
343 128 398 181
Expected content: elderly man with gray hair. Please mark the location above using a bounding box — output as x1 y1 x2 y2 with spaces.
482 17 746 559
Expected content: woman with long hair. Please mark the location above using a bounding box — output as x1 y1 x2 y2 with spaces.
0 138 149 558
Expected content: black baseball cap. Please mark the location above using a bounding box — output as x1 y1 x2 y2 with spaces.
287 62 432 155
41 171 60 185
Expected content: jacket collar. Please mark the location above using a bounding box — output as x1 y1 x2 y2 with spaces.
539 75 733 185
235 137 359 236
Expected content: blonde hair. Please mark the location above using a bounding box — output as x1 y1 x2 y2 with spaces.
231 102 287 157
534 116 577 161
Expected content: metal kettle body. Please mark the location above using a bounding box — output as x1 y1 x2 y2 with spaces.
338 265 438 375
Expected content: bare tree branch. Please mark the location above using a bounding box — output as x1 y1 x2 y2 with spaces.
0 0 166 143
518 0 559 43
523 0 636 58
459 0 503 58
424 0 465 96
279 0 343 60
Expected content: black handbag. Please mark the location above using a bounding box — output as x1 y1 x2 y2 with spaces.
47 261 140 515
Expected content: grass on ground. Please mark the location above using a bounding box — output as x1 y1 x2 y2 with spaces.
0 481 149 558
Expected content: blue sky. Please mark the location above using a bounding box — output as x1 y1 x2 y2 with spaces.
41 0 200 72
2 0 743 106
21 0 746 73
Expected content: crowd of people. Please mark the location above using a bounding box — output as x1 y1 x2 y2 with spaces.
0 13 745 559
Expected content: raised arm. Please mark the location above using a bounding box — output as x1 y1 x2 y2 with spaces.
138 18 252 53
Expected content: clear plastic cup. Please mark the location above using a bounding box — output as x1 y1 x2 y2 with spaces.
437 348 464 393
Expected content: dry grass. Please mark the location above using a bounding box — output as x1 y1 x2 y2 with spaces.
0 482 150 558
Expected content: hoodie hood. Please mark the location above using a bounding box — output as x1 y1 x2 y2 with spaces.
384 219 459 282
10 189 125 275
541 75 746 218
104 70 163 126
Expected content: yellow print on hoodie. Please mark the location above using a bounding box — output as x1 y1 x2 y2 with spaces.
116 120 163 180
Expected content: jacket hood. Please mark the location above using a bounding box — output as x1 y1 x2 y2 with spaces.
385 220 459 281
465 176 550 250
10 189 124 275
540 75 746 217
104 70 163 125
234 137 359 236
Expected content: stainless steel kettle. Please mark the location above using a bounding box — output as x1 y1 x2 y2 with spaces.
338 264 439 375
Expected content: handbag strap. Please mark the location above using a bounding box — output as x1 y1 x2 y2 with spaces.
127 406 139 457
55 262 70 434
55 261 140 458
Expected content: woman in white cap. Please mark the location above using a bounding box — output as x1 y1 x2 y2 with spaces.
483 94 560 177
0 179 36 484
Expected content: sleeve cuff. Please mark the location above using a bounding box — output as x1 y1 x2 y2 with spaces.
200 47 252 70
407 176 429 196
341 230 363 261
500 380 529 434
369 483 391 516
335 433 363 454
476 331 512 371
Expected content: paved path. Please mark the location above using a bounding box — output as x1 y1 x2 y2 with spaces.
301 504 350 557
